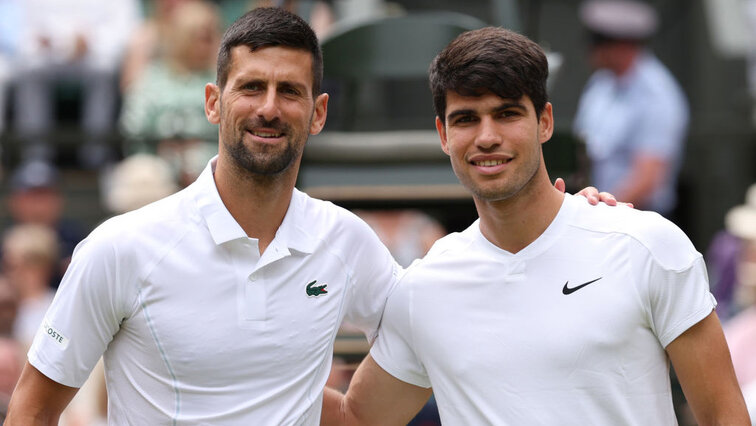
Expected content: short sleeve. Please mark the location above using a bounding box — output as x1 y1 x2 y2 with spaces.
370 278 431 389
648 256 716 348
28 227 137 388
341 216 401 344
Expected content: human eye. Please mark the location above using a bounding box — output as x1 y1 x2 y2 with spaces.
451 114 476 125
240 81 263 92
279 84 303 97
497 109 520 119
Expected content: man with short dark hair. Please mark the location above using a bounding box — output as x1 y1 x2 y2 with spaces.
322 27 749 425
6 8 399 424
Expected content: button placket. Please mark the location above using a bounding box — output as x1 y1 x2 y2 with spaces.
241 239 266 321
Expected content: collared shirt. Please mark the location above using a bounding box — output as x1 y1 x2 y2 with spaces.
573 52 689 215
29 158 399 425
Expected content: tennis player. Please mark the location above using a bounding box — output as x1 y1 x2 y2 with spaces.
322 27 749 425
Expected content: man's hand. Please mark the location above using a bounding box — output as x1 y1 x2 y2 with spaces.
554 177 632 208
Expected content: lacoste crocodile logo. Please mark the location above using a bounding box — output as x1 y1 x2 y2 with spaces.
562 277 602 295
306 280 328 296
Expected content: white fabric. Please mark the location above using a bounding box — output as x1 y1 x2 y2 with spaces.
371 194 715 425
29 157 400 425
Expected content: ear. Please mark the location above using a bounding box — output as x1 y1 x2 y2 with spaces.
309 93 329 135
436 116 450 156
205 83 221 125
538 102 554 144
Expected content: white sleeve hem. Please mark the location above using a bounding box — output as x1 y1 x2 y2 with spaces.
660 293 717 348
28 351 83 389
370 347 432 389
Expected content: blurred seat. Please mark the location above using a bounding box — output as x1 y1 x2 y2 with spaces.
320 11 486 131
303 11 582 201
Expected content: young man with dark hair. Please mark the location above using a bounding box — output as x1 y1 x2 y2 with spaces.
322 27 749 425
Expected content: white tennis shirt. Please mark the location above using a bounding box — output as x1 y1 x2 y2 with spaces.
372 194 715 425
29 158 400 425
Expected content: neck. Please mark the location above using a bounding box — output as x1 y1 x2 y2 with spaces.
474 165 564 254
611 46 641 77
213 154 299 254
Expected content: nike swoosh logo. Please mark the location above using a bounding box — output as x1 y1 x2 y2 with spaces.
562 277 602 295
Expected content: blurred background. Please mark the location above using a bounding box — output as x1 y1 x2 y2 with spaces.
1 0 756 424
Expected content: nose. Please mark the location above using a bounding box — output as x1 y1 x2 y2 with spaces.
256 88 280 122
475 116 502 149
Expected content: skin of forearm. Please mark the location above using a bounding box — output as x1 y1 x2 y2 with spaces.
321 387 348 426
5 404 61 426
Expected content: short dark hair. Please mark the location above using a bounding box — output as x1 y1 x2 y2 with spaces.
216 7 323 96
429 27 549 123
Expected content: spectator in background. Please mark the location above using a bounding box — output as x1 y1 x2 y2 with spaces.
722 184 756 388
13 0 139 167
119 0 221 185
0 337 23 421
1 224 59 349
708 225 746 321
120 0 197 92
0 276 19 337
5 161 85 288
355 210 445 267
573 0 689 219
0 0 21 137
102 153 179 215
250 0 335 38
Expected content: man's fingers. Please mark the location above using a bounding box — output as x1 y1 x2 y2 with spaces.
553 177 566 193
576 186 599 205
598 192 617 206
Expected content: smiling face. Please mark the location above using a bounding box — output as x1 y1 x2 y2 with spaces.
205 45 327 178
437 91 553 202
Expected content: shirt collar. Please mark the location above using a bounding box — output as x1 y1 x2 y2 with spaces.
275 188 318 254
191 157 317 254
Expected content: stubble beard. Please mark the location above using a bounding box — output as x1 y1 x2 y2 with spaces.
225 117 306 177
460 148 542 203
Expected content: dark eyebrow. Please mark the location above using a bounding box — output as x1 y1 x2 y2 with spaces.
446 100 528 122
446 109 476 122
238 78 265 88
492 101 527 114
278 80 308 94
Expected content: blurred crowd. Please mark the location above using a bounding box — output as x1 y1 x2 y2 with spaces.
0 0 754 424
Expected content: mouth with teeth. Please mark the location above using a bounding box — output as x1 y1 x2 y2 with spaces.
473 159 508 167
249 130 284 138
469 157 513 175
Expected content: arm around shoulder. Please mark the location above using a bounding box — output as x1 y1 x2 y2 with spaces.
5 361 79 425
666 311 750 425
321 355 432 426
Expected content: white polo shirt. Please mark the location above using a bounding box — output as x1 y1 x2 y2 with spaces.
371 194 715 425
29 158 400 425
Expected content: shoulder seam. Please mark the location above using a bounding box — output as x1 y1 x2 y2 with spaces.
566 221 701 273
